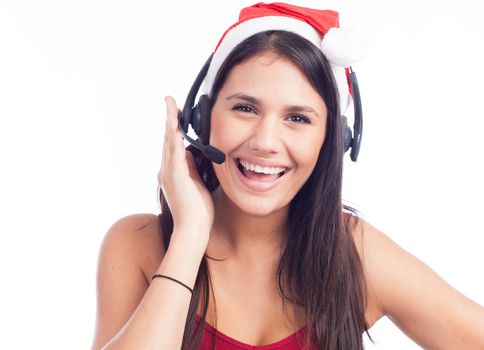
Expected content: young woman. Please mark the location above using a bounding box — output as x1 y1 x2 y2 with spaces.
91 3 484 349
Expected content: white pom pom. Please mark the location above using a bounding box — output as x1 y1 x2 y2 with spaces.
321 26 367 67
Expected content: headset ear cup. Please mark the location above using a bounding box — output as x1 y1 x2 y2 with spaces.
344 127 353 153
179 107 191 134
191 104 202 136
341 115 353 153
196 94 211 143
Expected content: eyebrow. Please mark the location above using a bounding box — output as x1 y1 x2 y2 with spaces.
225 93 321 118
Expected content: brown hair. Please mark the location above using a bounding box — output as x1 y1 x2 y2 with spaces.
159 30 370 349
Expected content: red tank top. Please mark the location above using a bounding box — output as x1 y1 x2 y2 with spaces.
194 315 312 349
191 212 354 349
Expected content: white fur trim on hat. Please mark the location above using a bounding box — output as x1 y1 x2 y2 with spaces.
202 16 366 114
202 16 321 95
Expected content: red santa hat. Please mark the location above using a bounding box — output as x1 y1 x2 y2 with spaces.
202 2 367 114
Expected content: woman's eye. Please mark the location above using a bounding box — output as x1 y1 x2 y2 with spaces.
288 114 311 124
232 104 255 113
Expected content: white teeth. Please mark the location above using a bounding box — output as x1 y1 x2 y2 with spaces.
239 159 286 175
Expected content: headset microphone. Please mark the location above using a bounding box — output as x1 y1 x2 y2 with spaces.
178 111 226 164
178 54 226 164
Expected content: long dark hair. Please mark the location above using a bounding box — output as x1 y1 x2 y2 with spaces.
159 31 369 349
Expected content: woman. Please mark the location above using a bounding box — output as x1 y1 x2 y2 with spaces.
92 3 484 349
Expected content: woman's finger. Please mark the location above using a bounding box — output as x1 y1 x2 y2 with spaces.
186 150 202 182
160 95 191 190
163 95 185 157
164 95 179 133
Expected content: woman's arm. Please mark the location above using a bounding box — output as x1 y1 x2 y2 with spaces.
92 96 214 349
355 218 484 349
91 214 208 350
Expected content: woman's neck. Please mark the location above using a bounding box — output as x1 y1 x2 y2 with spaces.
208 188 288 263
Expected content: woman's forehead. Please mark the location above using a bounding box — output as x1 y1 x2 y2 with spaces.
219 52 326 110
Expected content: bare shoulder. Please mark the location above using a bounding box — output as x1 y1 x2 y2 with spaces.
345 213 391 326
346 213 484 349
345 212 392 260
346 214 431 323
92 213 165 349
103 213 162 246
99 213 165 280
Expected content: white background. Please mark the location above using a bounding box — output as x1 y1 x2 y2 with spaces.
1 0 483 349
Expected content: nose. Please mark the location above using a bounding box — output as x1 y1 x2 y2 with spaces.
247 115 282 154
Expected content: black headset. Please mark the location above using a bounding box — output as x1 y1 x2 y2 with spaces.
178 53 363 164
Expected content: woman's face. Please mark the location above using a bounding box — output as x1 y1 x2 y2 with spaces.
210 51 327 217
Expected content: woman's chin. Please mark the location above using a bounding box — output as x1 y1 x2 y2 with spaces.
212 180 291 218
227 194 288 218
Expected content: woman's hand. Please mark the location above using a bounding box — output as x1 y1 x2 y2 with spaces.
158 96 215 242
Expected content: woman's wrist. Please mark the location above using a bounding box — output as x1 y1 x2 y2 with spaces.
155 231 208 291
169 227 210 254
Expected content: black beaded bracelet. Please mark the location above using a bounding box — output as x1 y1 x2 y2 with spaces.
151 274 193 295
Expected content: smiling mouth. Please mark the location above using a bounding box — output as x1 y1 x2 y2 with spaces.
235 158 288 181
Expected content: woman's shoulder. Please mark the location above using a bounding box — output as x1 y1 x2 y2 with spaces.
344 211 404 288
343 210 389 257
93 214 165 348
102 213 163 251
344 212 454 327
344 212 484 347
99 213 165 281
343 211 399 326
